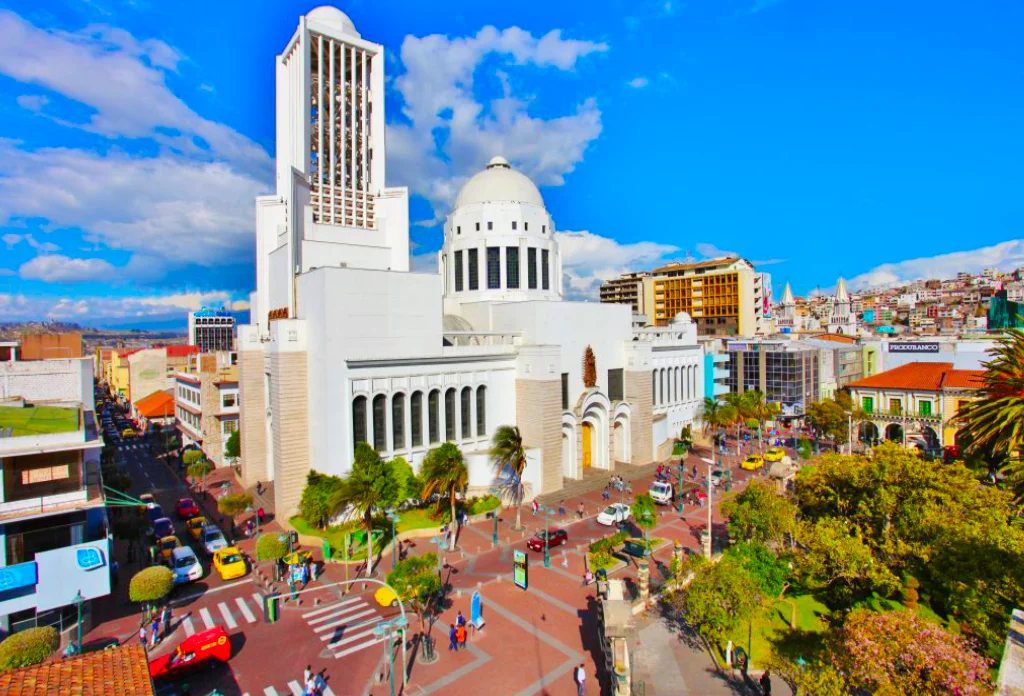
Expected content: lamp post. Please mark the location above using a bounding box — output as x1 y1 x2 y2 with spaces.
386 510 400 571
492 512 499 545
430 535 446 579
540 505 555 568
676 459 685 514
701 456 714 558
373 616 408 696
73 590 85 654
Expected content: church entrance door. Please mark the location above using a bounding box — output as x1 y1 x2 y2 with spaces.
582 422 593 469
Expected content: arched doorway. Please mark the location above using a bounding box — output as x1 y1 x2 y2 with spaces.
921 425 940 454
858 421 879 444
885 423 903 442
582 422 593 469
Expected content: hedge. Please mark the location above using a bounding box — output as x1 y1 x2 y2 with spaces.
218 492 253 516
256 533 288 561
0 626 60 672
128 566 174 605
589 530 629 555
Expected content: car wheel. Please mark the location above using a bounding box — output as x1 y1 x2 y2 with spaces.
391 599 398 608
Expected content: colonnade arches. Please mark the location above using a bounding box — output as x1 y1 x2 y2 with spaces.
652 364 699 407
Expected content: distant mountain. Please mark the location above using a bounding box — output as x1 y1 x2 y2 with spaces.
96 310 249 333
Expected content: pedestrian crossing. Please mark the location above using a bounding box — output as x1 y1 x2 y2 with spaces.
180 593 264 637
241 681 336 696
301 596 388 659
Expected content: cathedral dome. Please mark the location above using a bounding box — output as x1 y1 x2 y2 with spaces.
453 157 545 209
670 312 693 325
307 6 360 37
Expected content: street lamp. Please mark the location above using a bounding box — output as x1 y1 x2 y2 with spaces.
372 616 409 696
491 511 499 545
539 505 556 568
700 456 714 559
386 509 400 571
676 459 685 514
73 590 85 654
430 535 446 579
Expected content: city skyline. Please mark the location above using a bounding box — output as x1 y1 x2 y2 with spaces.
1 0 1022 325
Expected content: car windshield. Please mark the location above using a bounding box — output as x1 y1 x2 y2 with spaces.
205 532 224 544
220 553 242 564
603 506 618 516
175 555 195 569
652 482 669 490
180 499 194 507
161 540 177 550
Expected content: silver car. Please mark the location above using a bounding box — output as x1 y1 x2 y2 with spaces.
202 525 228 555
171 546 202 584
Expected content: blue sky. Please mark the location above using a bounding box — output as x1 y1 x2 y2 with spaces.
1 0 1022 326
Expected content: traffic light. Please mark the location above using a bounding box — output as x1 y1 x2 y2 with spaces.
263 593 279 623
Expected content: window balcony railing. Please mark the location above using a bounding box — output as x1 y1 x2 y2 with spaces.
0 460 103 522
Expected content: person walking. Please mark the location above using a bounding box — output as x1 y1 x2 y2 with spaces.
456 622 467 649
448 623 459 652
161 605 172 638
139 625 147 650
692 463 698 481
456 610 466 628
303 665 312 686
150 617 160 648
532 500 539 516
575 663 586 695
759 670 772 695
576 502 585 520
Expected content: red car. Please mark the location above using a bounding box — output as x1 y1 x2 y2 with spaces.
527 528 568 552
150 627 231 681
175 498 200 520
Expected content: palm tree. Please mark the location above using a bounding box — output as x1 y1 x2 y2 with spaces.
329 443 397 576
420 443 468 550
743 390 781 454
723 392 749 454
490 425 528 531
957 330 1024 501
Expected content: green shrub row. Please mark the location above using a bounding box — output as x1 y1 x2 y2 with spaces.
590 530 628 555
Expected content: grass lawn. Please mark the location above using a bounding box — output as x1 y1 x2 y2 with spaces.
856 593 946 626
396 507 443 533
672 443 689 456
719 593 830 668
0 406 79 436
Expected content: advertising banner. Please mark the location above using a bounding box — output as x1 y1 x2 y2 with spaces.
888 342 940 353
513 549 528 590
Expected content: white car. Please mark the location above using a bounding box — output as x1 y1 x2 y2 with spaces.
202 525 228 555
649 481 674 505
171 546 203 584
597 503 632 527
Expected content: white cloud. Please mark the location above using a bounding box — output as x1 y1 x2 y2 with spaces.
2 233 22 248
556 229 678 301
387 26 607 221
1 232 59 251
19 254 115 282
0 10 269 174
16 94 49 112
626 77 649 89
0 289 247 322
695 242 738 258
847 239 1024 291
0 141 264 274
751 258 786 266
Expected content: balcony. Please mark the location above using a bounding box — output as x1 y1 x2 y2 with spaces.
0 458 104 522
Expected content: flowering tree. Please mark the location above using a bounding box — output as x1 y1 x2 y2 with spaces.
830 609 992 695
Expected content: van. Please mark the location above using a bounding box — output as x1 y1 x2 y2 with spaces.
649 480 674 505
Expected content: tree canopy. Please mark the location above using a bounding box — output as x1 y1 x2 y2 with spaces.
0 627 59 672
129 566 174 605
670 553 764 646
299 470 344 529
720 479 798 548
386 553 441 632
804 398 851 444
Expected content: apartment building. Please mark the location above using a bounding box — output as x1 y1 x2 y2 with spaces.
188 309 235 353
598 272 649 314
174 352 239 467
647 258 761 335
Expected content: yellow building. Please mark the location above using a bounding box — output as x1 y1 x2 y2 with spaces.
639 257 759 335
107 349 133 399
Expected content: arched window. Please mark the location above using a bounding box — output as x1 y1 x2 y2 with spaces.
410 391 423 447
428 390 440 444
660 369 666 405
372 394 387 452
674 367 679 403
651 371 656 405
392 393 406 451
691 365 697 400
352 395 367 449
445 388 457 442
476 386 487 436
461 387 472 439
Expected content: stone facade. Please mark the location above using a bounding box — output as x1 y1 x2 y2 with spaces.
625 370 654 465
268 350 310 517
237 349 267 490
515 378 562 495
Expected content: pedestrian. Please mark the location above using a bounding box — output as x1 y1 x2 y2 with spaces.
456 622 467 649
150 617 160 647
304 674 318 696
532 500 539 516
692 464 697 480
575 663 586 696
111 559 120 587
304 665 312 685
448 623 458 652
760 670 772 695
577 502 585 520
257 507 265 525
456 610 466 628
139 625 147 649
256 480 263 495
559 500 566 516
602 487 610 501
161 605 172 637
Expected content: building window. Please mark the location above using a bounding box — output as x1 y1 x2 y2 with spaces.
542 224 546 234
919 400 932 417
475 222 480 231
528 248 537 289
889 398 902 416
608 369 624 401
487 247 501 289
372 395 387 451
487 221 493 231
223 420 238 435
861 396 873 414
352 396 367 447
222 393 236 409
506 247 520 289
392 393 406 451
512 221 517 230
410 392 423 447
562 373 569 410
445 388 457 442
454 251 463 292
524 222 529 231
461 387 472 439
457 226 461 235
476 386 486 436
428 390 440 444
468 249 479 290
542 249 550 290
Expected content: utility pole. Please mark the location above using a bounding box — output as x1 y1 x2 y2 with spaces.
848 413 853 455
701 455 714 558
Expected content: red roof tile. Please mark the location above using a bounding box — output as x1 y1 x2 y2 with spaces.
0 644 154 696
165 345 199 358
810 333 858 344
941 369 986 390
134 390 175 418
847 362 953 391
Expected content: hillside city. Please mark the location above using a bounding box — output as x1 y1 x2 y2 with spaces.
1 5 1023 696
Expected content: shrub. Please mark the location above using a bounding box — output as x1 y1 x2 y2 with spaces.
218 492 253 516
182 450 206 466
299 471 344 529
256 533 288 561
129 566 174 606
590 531 628 555
0 626 60 672
902 587 920 609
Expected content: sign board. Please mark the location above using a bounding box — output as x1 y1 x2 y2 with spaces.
0 562 38 593
471 590 485 629
513 550 528 590
887 342 940 353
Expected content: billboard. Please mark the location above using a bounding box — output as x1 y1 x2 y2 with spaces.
513 550 528 590
888 342 940 354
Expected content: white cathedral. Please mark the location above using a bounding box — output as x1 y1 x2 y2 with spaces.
237 7 704 517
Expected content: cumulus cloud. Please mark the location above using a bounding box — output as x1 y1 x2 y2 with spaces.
556 229 678 301
387 26 607 222
19 254 115 283
626 77 649 88
847 239 1024 291
16 94 48 112
695 242 738 259
2 232 59 252
0 289 248 322
0 10 269 174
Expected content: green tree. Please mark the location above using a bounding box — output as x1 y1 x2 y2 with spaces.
224 429 240 460
187 457 213 490
743 389 781 452
386 553 442 634
218 492 253 517
631 493 658 552
700 397 734 439
182 449 205 467
795 518 899 607
766 656 847 696
805 398 851 445
128 565 175 613
730 542 789 598
256 532 289 561
391 456 421 504
299 471 344 528
0 626 60 672
720 479 798 549
669 553 764 647
420 443 468 550
329 443 399 575
678 424 694 451
490 425 528 531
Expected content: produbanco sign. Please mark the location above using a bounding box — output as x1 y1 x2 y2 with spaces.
888 342 940 353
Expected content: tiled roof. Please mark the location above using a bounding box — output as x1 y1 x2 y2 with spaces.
847 362 953 391
164 345 199 358
941 369 987 390
809 333 858 344
0 644 154 696
134 390 175 418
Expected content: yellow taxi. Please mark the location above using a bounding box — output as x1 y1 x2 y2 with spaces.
185 516 208 541
741 455 764 471
764 446 786 462
121 428 135 438
373 584 405 608
212 547 247 581
157 535 182 563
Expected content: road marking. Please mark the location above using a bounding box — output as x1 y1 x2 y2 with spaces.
263 688 279 696
252 593 265 613
307 602 370 626
199 607 215 629
322 687 335 696
182 616 195 637
302 596 362 619
335 634 388 658
315 609 377 636
236 596 257 623
327 626 377 649
218 601 238 629
288 682 303 695
170 577 253 605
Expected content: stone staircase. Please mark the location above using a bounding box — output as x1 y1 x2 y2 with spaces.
536 459 666 506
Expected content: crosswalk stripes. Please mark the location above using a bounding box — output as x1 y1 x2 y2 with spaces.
182 616 195 637
199 607 215 630
248 686 336 696
288 682 303 695
178 596 260 638
236 596 257 623
300 596 386 659
219 601 238 629
252 593 265 615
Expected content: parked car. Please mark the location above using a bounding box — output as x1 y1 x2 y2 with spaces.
597 503 631 526
157 535 182 563
527 528 568 552
150 517 174 541
764 447 786 462
212 547 247 581
175 498 200 520
171 546 203 584
185 516 208 540
202 526 229 556
741 455 764 471
710 469 725 487
121 428 135 438
149 627 231 681
649 480 674 505
146 504 165 524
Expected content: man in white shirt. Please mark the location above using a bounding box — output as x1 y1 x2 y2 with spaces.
575 663 586 695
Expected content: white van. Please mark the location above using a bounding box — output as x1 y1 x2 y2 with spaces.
649 480 674 505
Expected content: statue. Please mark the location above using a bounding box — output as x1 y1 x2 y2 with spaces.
582 345 597 388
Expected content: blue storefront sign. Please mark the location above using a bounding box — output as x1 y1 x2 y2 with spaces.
0 562 38 593
76 547 105 571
